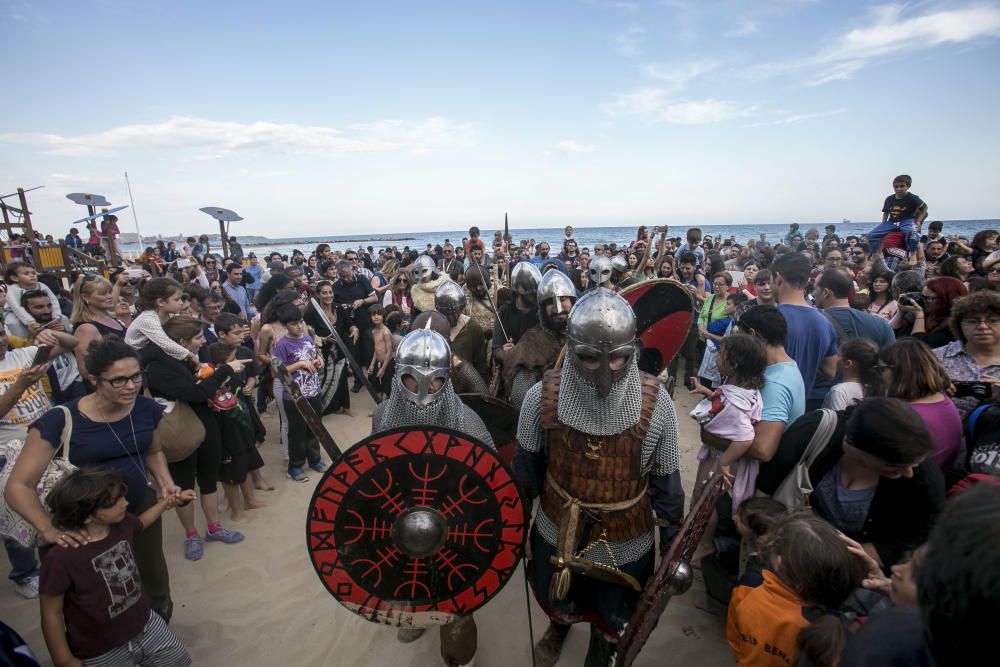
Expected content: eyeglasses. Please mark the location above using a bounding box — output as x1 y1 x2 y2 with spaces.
990 267 1000 274
97 372 143 388
961 316 1000 328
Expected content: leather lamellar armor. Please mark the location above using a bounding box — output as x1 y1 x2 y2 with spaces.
538 369 660 544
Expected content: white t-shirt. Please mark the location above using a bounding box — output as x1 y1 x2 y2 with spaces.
0 346 51 442
821 381 864 411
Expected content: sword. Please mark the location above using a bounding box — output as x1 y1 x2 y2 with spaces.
271 358 343 462
309 298 382 404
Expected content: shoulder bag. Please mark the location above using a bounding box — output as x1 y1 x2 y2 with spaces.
0 405 76 547
772 408 838 511
149 394 205 463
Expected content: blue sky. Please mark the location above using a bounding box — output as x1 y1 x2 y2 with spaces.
2 0 999 238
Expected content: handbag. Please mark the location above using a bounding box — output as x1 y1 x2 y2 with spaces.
772 409 838 511
151 396 205 463
0 405 76 547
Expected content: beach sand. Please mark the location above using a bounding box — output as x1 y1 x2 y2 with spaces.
2 387 734 667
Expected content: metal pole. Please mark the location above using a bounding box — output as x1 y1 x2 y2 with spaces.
124 172 143 248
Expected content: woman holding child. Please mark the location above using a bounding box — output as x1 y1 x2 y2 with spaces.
5 337 181 621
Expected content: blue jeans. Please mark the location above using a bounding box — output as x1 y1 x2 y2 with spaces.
867 218 919 252
4 537 38 584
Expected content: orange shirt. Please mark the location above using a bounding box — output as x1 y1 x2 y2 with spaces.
727 570 809 667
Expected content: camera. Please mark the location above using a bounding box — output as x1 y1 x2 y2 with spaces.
953 381 990 400
900 292 925 309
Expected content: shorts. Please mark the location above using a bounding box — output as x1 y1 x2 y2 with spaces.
82 611 190 667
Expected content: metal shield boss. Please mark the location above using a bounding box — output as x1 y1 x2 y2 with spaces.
306 426 529 627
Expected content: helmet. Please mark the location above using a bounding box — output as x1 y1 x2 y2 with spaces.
589 255 613 287
434 280 466 326
413 255 436 283
394 327 452 406
610 255 628 278
566 288 636 398
537 269 577 333
511 262 542 300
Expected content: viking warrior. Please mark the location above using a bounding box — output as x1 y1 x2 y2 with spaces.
588 255 614 290
610 254 629 289
501 269 576 411
371 326 494 666
513 288 684 667
435 280 488 382
463 263 497 340
410 254 450 318
492 262 541 387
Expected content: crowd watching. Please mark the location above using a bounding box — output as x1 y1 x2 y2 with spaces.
0 172 998 666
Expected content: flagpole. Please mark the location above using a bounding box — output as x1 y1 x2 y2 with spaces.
124 171 143 247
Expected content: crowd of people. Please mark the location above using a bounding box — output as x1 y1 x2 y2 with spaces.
0 173 997 667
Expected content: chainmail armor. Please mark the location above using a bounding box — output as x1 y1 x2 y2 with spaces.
516 368 680 565
510 368 542 410
557 357 642 436
373 376 495 449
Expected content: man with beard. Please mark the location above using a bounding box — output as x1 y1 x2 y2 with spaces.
371 327 493 667
462 264 497 341
333 259 378 393
513 288 684 667
530 241 566 274
501 270 575 411
587 255 614 290
492 262 541 394
409 254 450 318
435 281 487 381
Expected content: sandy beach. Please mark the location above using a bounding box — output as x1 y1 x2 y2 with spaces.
1 388 734 667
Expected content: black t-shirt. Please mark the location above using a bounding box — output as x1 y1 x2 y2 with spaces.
883 192 926 222
840 605 937 667
333 275 374 329
965 404 1000 476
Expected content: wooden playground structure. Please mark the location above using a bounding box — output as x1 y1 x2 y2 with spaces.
0 186 121 283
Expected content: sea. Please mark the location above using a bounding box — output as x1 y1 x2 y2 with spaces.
123 219 999 258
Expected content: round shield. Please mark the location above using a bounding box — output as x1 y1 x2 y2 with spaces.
619 279 694 376
307 426 528 627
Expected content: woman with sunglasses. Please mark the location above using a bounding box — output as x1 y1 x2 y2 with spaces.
6 337 182 620
896 276 967 348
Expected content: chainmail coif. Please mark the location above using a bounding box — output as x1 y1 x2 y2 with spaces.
372 375 495 448
557 356 642 436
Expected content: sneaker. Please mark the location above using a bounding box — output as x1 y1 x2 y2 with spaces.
287 467 310 482
206 526 245 544
13 575 39 599
309 461 328 473
185 536 204 561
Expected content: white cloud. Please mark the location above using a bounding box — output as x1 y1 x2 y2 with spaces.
553 140 596 155
613 25 645 56
750 3 1000 85
605 88 752 124
640 59 718 88
0 115 477 157
745 108 846 127
726 19 758 37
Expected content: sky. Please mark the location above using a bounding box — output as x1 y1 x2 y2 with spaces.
2 0 999 239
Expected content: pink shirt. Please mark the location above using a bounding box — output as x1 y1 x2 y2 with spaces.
909 398 963 476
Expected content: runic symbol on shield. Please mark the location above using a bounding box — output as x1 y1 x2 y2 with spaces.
306 426 529 628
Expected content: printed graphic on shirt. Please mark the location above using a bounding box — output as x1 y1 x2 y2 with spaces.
291 341 321 397
91 540 142 619
0 364 49 430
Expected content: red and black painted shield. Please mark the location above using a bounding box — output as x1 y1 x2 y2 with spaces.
619 279 694 376
615 469 729 667
307 426 528 628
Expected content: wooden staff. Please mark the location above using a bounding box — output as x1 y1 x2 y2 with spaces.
271 358 343 462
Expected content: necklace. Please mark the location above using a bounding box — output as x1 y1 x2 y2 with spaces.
94 401 152 487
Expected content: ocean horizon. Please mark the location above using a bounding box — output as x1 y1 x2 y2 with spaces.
125 218 999 257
